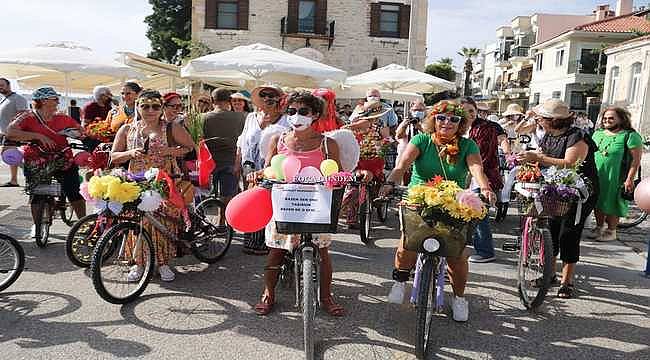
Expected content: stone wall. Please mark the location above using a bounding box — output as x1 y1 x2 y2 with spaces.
191 0 427 76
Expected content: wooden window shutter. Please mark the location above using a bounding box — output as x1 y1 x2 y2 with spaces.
399 4 411 39
370 3 381 36
315 0 328 35
205 0 217 29
287 0 299 33
238 0 249 30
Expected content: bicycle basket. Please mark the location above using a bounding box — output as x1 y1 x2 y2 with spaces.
28 182 64 197
399 206 473 258
273 184 344 234
517 194 574 218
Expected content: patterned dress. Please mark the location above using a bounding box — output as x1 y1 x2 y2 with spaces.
125 120 181 265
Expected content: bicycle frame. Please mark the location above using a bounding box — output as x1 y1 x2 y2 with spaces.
292 235 321 307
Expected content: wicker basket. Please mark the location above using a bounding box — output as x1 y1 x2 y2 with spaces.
275 187 344 234
517 194 574 217
399 206 473 257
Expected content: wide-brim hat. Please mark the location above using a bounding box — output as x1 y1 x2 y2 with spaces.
230 92 250 102
533 99 574 119
251 84 284 107
351 100 390 120
502 103 524 116
476 102 490 111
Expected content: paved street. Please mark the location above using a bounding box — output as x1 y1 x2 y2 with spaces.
0 163 648 360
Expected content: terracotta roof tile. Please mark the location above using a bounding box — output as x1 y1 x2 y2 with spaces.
574 13 650 33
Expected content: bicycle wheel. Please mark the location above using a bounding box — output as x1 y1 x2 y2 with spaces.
0 234 25 292
301 246 316 360
517 218 553 310
618 203 647 228
193 198 233 263
66 213 104 268
375 199 389 223
59 200 75 227
415 255 438 359
358 195 372 244
90 222 155 304
34 199 52 248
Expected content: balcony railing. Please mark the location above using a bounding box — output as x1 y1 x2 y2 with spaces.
509 46 530 58
495 80 530 91
567 60 606 75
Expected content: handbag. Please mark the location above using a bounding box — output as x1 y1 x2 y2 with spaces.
620 131 641 201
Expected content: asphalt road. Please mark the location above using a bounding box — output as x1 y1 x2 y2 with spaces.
0 164 648 360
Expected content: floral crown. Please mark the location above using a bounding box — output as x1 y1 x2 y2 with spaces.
431 101 466 118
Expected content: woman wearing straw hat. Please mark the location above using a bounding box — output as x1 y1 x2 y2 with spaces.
230 91 251 114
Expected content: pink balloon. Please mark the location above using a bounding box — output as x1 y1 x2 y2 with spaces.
634 177 650 212
297 166 324 183
225 187 273 233
282 156 302 183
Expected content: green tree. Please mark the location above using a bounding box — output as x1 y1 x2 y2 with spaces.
439 57 453 66
458 47 480 96
424 60 455 82
144 0 192 64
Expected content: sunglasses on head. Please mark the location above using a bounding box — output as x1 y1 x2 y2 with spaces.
259 91 278 98
286 107 311 116
435 114 462 123
140 104 162 111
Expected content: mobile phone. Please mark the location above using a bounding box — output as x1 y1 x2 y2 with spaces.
143 137 150 154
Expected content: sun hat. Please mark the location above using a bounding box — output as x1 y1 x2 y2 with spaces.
476 102 490 111
230 92 250 102
487 114 499 123
532 99 574 119
251 84 284 108
350 100 390 120
32 87 61 100
502 103 524 116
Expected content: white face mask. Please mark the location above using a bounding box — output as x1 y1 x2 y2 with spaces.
411 110 425 120
288 114 314 131
366 96 380 102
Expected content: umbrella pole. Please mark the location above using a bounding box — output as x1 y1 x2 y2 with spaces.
63 72 70 112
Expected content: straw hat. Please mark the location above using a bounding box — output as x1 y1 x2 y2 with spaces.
532 99 574 119
502 103 524 116
251 84 284 107
350 100 390 120
476 102 490 111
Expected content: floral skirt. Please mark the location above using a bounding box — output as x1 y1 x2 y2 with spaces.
264 219 332 251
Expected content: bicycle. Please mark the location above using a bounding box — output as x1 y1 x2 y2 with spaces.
346 174 389 244
392 186 477 359
5 140 88 247
0 232 24 292
89 186 233 304
266 180 344 360
618 144 649 229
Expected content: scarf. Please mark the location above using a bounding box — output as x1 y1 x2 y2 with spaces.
433 133 460 164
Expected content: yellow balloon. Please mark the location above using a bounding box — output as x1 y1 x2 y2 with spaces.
320 159 339 177
263 167 276 179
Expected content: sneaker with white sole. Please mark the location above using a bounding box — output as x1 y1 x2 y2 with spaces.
30 225 36 239
468 255 496 263
598 229 617 242
586 226 604 239
451 296 469 322
159 265 175 282
127 265 144 282
387 281 406 304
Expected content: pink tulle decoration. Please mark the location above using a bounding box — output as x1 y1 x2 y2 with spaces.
456 190 484 212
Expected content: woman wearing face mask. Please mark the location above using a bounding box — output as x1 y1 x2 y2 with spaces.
107 82 142 132
253 91 344 317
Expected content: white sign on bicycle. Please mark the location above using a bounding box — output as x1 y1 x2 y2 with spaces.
271 184 332 224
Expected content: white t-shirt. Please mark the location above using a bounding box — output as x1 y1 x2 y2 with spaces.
0 92 28 134
237 112 289 169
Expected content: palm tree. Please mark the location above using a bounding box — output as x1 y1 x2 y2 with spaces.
439 57 453 66
458 47 481 96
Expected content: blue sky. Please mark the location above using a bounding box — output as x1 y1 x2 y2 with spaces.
1 1 647 71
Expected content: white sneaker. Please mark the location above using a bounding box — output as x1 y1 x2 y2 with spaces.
586 226 604 239
387 281 406 304
599 229 617 242
127 265 144 282
30 225 36 238
159 265 175 282
451 296 469 322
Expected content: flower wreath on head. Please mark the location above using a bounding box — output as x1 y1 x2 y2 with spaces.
430 101 467 164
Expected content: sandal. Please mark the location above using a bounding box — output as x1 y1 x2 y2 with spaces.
557 283 575 299
320 296 345 317
254 295 275 316
533 274 559 288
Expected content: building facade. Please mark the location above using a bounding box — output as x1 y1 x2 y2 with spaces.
602 35 650 136
191 0 428 76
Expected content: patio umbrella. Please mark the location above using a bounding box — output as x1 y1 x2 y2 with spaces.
181 43 347 89
345 63 455 95
334 84 424 102
0 42 142 101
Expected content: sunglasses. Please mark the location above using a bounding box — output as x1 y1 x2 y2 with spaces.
140 104 162 111
286 107 311 116
435 114 462 123
165 103 183 109
259 91 278 98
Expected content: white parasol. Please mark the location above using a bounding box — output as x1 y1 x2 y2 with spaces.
344 63 455 94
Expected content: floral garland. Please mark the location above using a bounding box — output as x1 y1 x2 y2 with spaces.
431 101 467 118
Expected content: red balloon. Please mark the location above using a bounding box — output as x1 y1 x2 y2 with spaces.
225 187 273 233
634 177 650 212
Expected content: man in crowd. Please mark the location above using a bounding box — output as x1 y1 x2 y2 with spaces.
348 88 399 131
82 86 114 151
0 78 28 187
203 88 245 209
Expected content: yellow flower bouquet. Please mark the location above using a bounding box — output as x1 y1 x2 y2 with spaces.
400 176 487 256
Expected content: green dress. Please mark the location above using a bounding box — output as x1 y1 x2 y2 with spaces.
409 133 479 188
592 129 643 217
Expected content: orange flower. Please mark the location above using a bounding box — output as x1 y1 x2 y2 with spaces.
446 143 460 156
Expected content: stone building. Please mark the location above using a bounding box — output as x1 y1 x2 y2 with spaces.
190 0 428 76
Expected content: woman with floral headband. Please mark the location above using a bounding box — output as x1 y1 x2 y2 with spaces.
110 89 195 282
379 100 496 322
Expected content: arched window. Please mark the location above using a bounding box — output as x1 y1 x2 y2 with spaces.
607 66 619 103
628 62 643 104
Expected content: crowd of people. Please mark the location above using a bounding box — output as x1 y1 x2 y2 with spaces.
0 76 647 322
